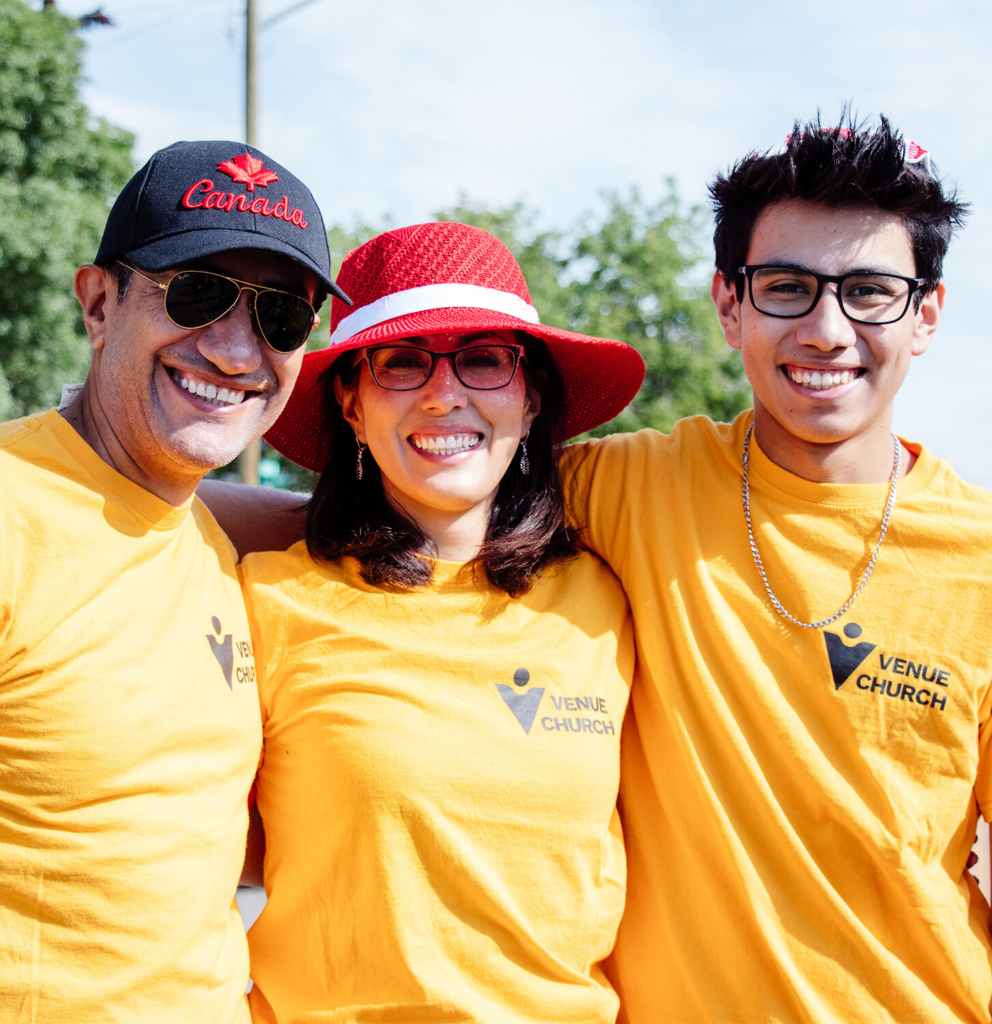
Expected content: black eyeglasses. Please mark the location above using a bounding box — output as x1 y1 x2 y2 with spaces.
737 265 927 325
363 343 524 391
119 261 317 353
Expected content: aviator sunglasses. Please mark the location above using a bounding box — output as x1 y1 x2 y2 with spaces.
118 261 318 353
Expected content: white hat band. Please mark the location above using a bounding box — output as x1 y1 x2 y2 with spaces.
330 282 541 344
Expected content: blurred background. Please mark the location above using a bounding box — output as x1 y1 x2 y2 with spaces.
3 0 990 912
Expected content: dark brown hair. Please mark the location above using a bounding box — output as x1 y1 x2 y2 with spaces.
305 333 577 596
710 111 968 296
101 260 134 303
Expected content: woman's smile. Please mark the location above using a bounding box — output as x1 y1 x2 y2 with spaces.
408 431 484 456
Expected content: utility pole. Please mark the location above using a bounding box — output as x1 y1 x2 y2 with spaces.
245 0 257 148
238 0 323 486
238 0 261 485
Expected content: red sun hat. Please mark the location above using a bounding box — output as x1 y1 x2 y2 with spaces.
266 221 645 471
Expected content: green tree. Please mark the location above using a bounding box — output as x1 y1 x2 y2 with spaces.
438 191 750 436
565 189 750 434
0 0 134 418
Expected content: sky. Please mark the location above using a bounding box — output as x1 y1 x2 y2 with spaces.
55 0 992 484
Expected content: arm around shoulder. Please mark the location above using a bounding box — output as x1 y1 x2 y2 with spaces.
197 479 308 559
560 430 656 555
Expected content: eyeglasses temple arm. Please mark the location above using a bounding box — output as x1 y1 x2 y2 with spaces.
116 260 167 291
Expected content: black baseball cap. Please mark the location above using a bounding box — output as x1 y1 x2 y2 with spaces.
95 140 350 303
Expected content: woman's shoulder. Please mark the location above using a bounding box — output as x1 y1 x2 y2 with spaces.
529 549 628 611
240 541 348 594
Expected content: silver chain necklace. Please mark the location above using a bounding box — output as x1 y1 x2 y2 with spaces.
742 424 901 630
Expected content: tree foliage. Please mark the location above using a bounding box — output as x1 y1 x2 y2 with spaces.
437 190 750 436
0 0 134 418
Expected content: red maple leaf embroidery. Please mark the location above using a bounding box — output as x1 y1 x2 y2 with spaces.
216 153 280 192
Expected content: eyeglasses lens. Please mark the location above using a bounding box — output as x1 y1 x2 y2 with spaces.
750 268 912 324
454 346 517 387
165 272 241 328
254 290 315 352
165 271 313 351
370 346 518 390
839 276 911 322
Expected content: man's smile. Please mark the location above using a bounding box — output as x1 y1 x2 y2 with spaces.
162 361 278 411
166 366 248 406
782 363 866 392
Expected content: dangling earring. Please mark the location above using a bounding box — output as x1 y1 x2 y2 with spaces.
356 440 367 481
519 431 530 476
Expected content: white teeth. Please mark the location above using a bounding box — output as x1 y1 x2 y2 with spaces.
788 367 859 390
174 370 246 406
411 433 482 453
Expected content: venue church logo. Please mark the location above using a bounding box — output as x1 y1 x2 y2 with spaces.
496 668 545 734
823 622 951 714
823 622 876 689
495 668 617 737
207 616 234 689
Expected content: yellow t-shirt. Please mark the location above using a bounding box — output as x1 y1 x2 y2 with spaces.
240 547 634 1023
0 410 260 1023
562 412 992 1024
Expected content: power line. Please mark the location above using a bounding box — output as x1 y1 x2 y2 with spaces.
262 0 324 31
87 0 225 52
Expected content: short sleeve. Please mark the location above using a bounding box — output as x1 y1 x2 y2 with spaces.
975 677 992 819
238 555 282 724
560 431 657 582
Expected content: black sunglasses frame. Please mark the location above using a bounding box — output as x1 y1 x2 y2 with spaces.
118 261 317 353
736 264 928 326
363 343 525 391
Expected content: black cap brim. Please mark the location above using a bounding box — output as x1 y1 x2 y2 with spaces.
124 228 351 303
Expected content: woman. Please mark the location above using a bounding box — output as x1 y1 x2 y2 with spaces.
240 222 645 1022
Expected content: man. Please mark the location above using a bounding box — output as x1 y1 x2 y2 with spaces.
561 117 992 1021
0 139 347 1022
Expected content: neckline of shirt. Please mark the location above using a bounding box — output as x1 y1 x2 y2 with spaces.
335 554 482 592
429 558 479 588
42 409 194 530
736 411 940 509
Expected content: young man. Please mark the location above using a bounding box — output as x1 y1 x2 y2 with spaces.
0 140 347 1022
561 118 991 1022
